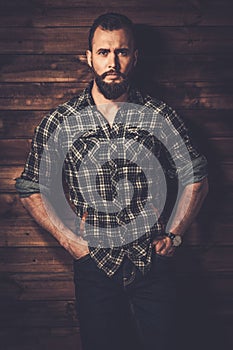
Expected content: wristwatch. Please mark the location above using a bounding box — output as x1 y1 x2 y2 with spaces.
165 232 182 247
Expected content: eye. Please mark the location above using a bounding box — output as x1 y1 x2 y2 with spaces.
97 49 109 56
118 49 129 57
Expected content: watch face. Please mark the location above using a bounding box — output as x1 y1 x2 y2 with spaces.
173 235 182 247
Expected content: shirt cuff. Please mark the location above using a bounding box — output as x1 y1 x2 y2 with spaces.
15 178 50 198
179 155 208 186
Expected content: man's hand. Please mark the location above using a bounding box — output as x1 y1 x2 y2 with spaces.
152 236 175 257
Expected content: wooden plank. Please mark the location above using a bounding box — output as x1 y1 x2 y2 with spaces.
0 0 232 26
0 218 60 247
150 82 233 110
200 185 233 217
1 138 233 165
0 193 32 218
0 6 232 28
1 0 232 11
0 300 79 327
0 246 232 273
0 27 89 55
1 54 232 83
0 247 73 273
0 0 157 8
0 327 82 350
175 246 233 273
0 54 91 83
0 7 201 28
204 274 233 300
0 83 85 110
0 27 232 54
199 273 233 300
185 219 233 246
181 110 233 138
0 82 232 111
0 166 24 191
1 109 232 139
0 140 31 165
0 111 43 139
0 272 75 301
204 138 233 162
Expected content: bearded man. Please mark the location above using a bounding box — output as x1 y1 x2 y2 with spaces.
16 13 208 350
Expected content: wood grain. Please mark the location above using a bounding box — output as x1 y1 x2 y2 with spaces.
0 1 232 346
0 299 79 327
0 27 232 54
1 0 233 26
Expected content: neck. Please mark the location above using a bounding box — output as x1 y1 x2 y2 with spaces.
91 81 128 127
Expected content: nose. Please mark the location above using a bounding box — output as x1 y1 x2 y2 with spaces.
108 52 120 70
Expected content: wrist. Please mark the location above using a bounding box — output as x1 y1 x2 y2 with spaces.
164 232 182 247
59 230 77 249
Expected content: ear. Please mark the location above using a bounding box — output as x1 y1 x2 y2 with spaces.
133 49 138 67
86 50 92 68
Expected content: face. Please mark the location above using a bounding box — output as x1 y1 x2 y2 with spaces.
87 27 138 99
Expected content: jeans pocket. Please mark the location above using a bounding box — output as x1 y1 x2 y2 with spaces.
155 253 173 261
74 253 91 264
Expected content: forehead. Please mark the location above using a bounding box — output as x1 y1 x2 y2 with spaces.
92 27 134 49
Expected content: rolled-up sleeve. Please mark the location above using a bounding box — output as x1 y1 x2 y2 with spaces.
15 111 61 197
160 107 208 186
15 178 50 198
178 154 208 186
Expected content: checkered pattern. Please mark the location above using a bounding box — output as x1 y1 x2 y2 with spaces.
16 82 207 276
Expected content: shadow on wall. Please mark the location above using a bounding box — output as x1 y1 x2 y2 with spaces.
133 24 232 350
133 24 164 95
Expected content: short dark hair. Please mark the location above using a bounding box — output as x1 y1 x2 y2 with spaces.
88 13 136 51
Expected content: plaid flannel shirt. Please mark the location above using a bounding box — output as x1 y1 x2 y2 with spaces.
16 82 208 276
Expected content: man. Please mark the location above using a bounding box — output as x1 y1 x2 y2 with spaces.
16 13 208 350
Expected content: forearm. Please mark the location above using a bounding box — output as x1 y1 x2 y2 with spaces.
168 177 209 236
153 177 208 255
20 193 89 258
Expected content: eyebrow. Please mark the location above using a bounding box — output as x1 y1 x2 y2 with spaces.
96 48 110 52
115 48 129 53
96 47 130 53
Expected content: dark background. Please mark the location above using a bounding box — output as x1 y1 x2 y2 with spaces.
0 1 233 349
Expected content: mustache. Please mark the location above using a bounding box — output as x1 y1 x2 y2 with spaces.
101 70 127 80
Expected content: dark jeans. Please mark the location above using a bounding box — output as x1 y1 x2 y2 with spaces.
73 251 177 350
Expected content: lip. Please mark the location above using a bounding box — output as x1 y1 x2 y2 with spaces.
106 73 119 77
105 73 121 80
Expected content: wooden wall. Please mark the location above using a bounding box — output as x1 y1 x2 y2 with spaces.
0 1 233 349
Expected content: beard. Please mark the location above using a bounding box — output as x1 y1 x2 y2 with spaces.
92 67 131 100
